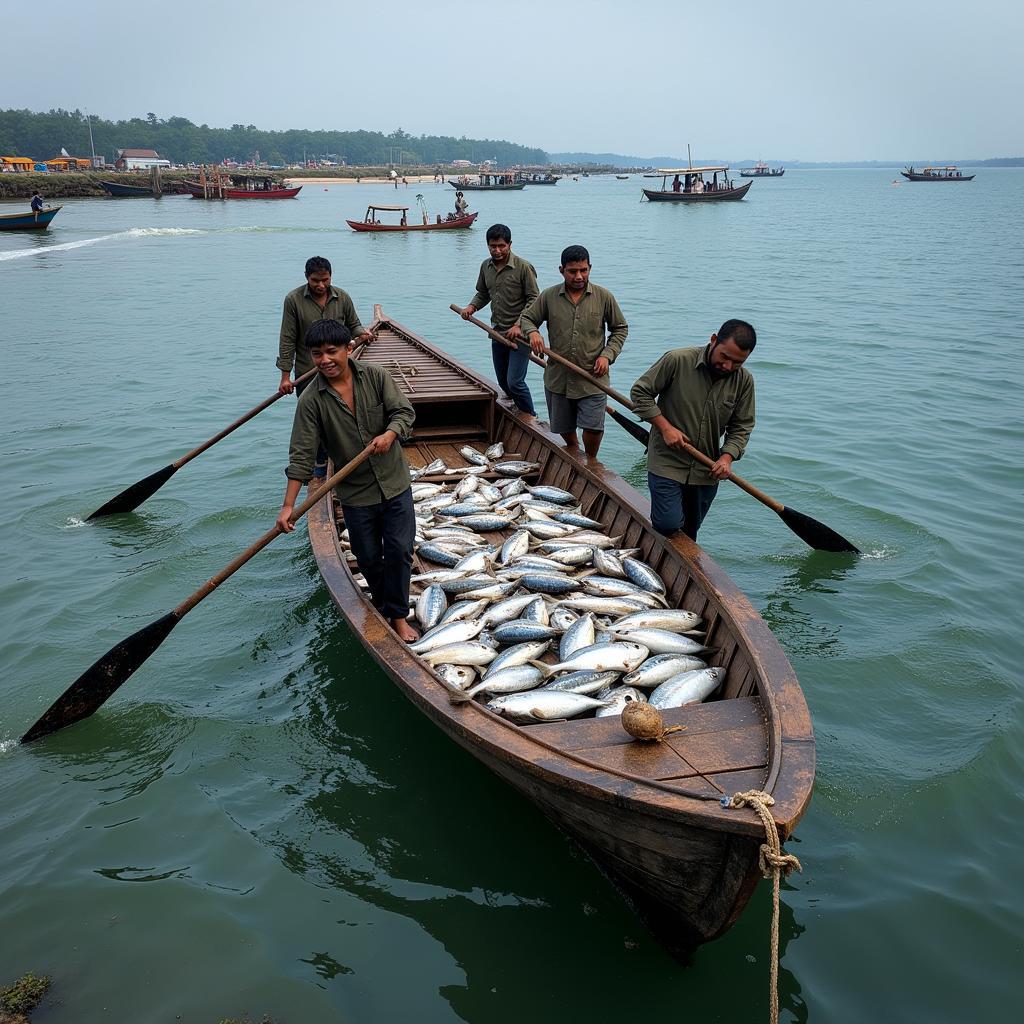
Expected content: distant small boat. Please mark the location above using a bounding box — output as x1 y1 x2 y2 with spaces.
900 165 974 182
739 161 784 178
616 174 629 179
99 179 156 197
183 171 301 199
0 205 62 231
642 165 752 203
347 202 478 232
450 173 525 191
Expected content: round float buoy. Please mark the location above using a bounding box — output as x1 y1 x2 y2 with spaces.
622 702 667 741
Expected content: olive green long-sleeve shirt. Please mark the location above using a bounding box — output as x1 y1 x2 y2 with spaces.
470 252 540 331
285 360 415 506
277 284 368 379
520 283 628 398
630 345 756 487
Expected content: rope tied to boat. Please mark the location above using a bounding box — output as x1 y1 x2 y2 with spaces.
723 790 802 1024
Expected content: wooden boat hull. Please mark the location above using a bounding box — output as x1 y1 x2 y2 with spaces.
99 180 156 197
346 212 478 232
306 311 814 958
900 171 974 181
643 181 753 202
0 205 62 230
182 180 302 199
450 182 526 191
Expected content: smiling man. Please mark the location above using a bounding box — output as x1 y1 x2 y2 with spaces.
630 320 757 541
276 319 418 642
520 244 628 459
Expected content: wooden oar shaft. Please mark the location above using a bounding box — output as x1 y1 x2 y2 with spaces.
449 305 547 369
175 445 375 618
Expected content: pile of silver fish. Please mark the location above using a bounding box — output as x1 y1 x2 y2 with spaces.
348 445 724 725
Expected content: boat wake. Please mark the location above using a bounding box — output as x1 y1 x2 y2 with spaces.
0 226 206 261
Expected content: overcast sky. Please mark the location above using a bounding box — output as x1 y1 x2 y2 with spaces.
5 0 1021 161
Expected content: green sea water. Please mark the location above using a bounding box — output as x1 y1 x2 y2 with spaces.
1 171 1022 1022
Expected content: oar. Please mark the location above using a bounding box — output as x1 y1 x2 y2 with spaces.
452 306 859 554
87 332 378 520
21 444 376 744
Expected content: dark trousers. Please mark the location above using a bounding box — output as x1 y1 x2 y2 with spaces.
491 338 536 414
648 472 719 541
342 487 415 620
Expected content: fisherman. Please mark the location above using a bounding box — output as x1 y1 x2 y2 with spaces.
277 256 375 478
630 319 757 541
454 190 468 218
520 244 628 459
459 223 539 419
276 319 419 642
30 192 44 218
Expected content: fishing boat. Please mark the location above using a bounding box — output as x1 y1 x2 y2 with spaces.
182 170 301 199
450 172 525 191
347 203 478 232
900 165 974 182
615 174 630 180
98 179 157 197
642 166 752 202
740 161 785 178
306 308 814 960
0 205 62 231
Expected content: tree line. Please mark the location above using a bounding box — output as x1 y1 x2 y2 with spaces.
0 109 549 168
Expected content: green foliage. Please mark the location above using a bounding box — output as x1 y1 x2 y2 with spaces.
0 108 549 168
0 973 51 1022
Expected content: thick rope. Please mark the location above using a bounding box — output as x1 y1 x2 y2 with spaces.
724 790 802 1024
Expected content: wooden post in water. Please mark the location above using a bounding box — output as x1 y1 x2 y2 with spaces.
151 164 163 197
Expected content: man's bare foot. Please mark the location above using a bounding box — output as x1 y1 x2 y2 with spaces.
392 617 420 643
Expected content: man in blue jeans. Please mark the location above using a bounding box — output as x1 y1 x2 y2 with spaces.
630 320 757 541
460 224 539 418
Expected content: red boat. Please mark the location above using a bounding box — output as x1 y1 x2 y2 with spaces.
182 171 301 200
347 203 478 232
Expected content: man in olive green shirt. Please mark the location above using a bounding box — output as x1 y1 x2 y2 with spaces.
277 319 418 642
630 319 757 540
277 255 373 395
520 244 628 459
460 223 539 416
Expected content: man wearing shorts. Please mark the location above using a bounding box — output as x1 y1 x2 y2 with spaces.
520 244 628 459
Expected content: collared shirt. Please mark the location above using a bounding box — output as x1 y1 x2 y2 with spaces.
285 359 415 506
470 252 540 331
520 283 628 398
277 284 367 378
630 345 755 486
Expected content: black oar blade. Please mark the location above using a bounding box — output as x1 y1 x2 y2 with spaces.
779 506 860 554
20 611 180 744
87 464 177 520
605 405 650 449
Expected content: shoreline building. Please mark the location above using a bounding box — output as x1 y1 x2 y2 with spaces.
115 148 171 171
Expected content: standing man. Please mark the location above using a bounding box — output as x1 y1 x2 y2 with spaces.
278 256 374 477
276 319 419 642
459 223 539 418
630 320 757 541
520 244 628 459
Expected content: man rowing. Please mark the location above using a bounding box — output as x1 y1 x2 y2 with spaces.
459 223 540 419
276 319 418 642
630 320 757 541
520 244 628 459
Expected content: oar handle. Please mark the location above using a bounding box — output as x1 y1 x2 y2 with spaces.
173 444 376 618
449 305 547 368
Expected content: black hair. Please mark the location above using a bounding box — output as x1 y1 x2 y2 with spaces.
718 319 757 351
304 319 352 349
560 244 590 267
304 256 332 277
486 223 512 243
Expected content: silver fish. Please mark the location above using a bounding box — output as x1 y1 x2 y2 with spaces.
454 474 481 499
461 665 546 700
552 511 603 530
559 612 596 661
416 544 461 568
439 598 490 624
559 595 654 616
418 458 446 475
410 568 472 585
613 629 709 656
437 574 496 595
649 668 725 710
411 483 446 499
538 532 622 550
459 580 522 602
433 664 477 689
478 484 503 503
493 460 541 477
480 593 540 628
507 554 571 572
491 620 562 645
592 547 627 579
437 502 495 517
457 514 515 532
594 686 647 717
581 575 656 599
417 494 457 512
520 521 580 540
409 618 484 653
487 690 612 723
500 477 527 495
484 442 505 460
518 573 580 595
545 546 596 567
415 584 447 631
527 485 578 506
542 669 622 695
550 607 580 632
499 530 531 565
453 549 496 573
520 595 550 626
418 641 498 667
486 639 552 675
460 446 491 466
623 556 667 596
622 653 708 689
537 641 650 675
606 609 703 635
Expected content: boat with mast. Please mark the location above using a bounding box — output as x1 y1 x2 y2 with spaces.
740 161 784 178
900 165 974 181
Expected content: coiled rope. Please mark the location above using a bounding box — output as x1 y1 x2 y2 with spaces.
724 790 803 1024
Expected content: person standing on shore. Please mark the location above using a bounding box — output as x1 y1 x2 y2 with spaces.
277 319 419 642
630 320 757 541
277 256 375 477
459 223 539 419
520 244 628 459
